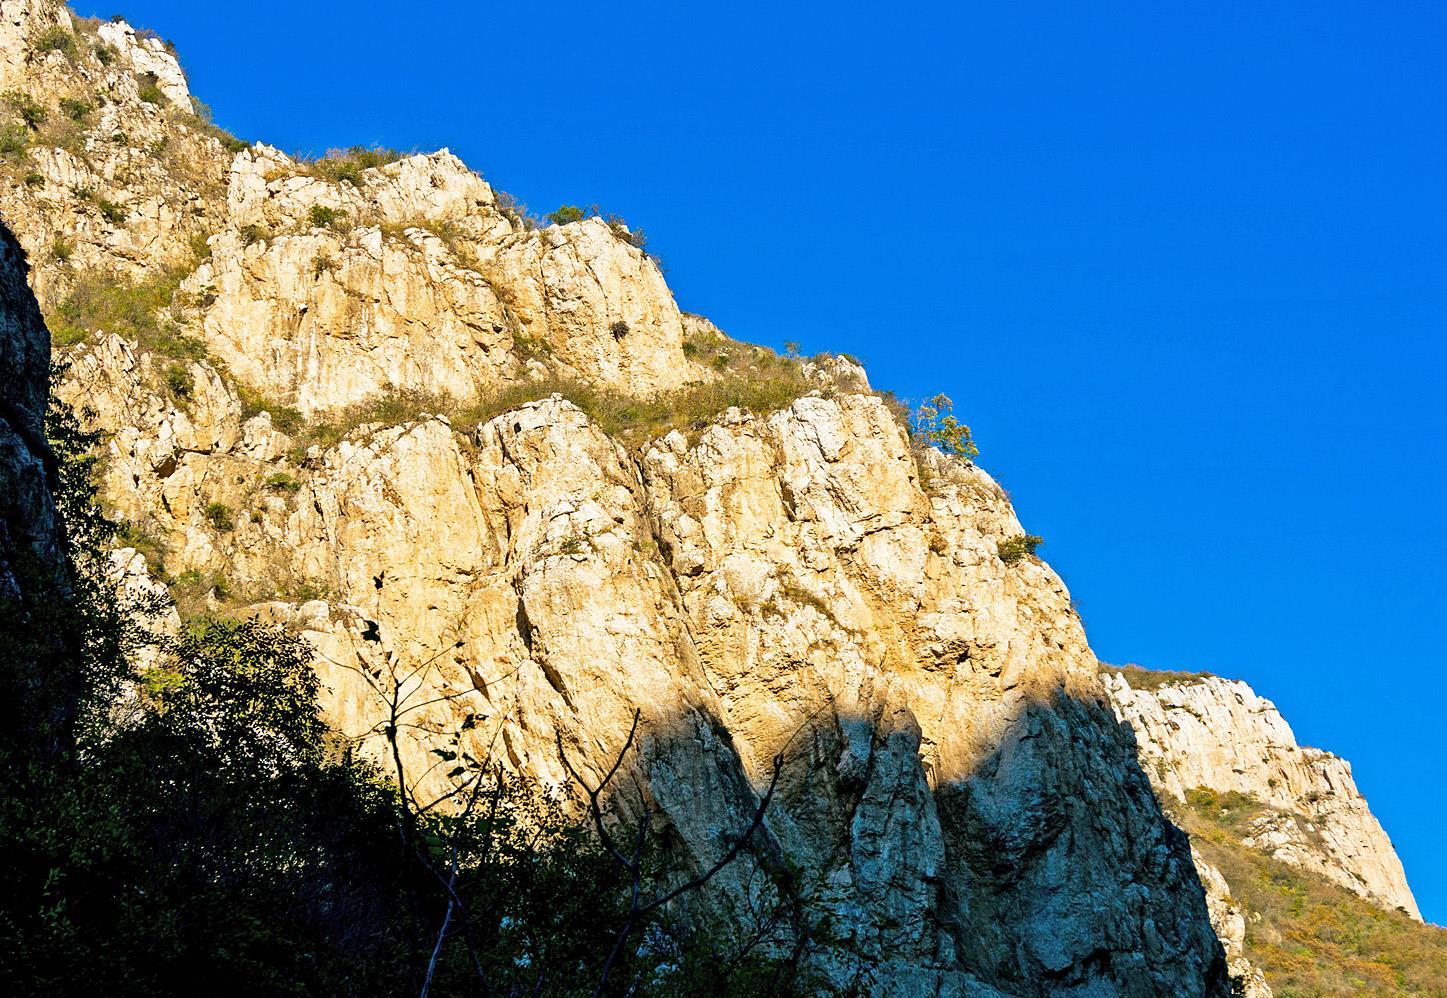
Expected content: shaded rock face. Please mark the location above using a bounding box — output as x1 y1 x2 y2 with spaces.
0 220 60 602
1103 671 1419 921
0 218 74 759
0 2 1249 993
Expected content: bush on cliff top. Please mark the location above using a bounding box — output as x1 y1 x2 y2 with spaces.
1098 661 1215 691
34 25 76 56
302 144 404 185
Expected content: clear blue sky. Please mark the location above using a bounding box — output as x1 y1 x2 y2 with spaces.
88 1 1447 922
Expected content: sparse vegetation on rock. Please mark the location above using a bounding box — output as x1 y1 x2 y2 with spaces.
546 203 585 225
1178 790 1447 997
998 532 1043 565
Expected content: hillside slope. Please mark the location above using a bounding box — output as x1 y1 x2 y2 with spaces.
1103 666 1442 997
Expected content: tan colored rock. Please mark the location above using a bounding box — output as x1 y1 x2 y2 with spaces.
1104 670 1420 919
55 329 1233 991
0 5 229 302
95 19 191 110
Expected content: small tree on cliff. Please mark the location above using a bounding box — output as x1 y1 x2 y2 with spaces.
911 393 978 461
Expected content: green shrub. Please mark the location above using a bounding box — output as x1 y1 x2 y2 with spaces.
109 130 126 144
23 170 44 187
34 26 76 55
494 189 539 229
46 266 192 354
50 236 73 264
288 580 327 602
455 368 815 447
164 363 194 399
263 472 302 494
546 204 585 225
307 204 346 229
220 133 249 154
605 212 648 250
997 533 1042 565
238 222 267 246
911 393 978 460
1097 662 1214 692
304 145 402 185
558 530 589 556
114 519 168 575
153 327 208 360
0 122 28 155
3 90 47 129
58 96 91 121
97 198 127 224
236 384 303 434
136 77 165 106
93 42 118 65
204 501 235 532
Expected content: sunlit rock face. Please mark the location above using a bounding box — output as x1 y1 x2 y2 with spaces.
1104 670 1420 920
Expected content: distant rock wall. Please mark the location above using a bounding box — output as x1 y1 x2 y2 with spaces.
1103 670 1419 919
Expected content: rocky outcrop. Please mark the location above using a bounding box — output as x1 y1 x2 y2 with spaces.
1103 669 1420 920
93 18 191 110
47 335 1234 991
195 144 698 411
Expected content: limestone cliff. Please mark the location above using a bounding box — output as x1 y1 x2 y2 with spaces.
2 2 1420 994
1102 668 1419 920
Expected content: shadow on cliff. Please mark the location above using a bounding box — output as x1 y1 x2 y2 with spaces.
573 687 1235 998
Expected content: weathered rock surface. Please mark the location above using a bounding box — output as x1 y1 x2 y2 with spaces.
47 337 1235 991
1103 670 1420 920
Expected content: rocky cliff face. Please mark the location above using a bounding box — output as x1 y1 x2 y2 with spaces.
0 220 58 588
1103 669 1419 920
0 212 77 762
3 3 1420 994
